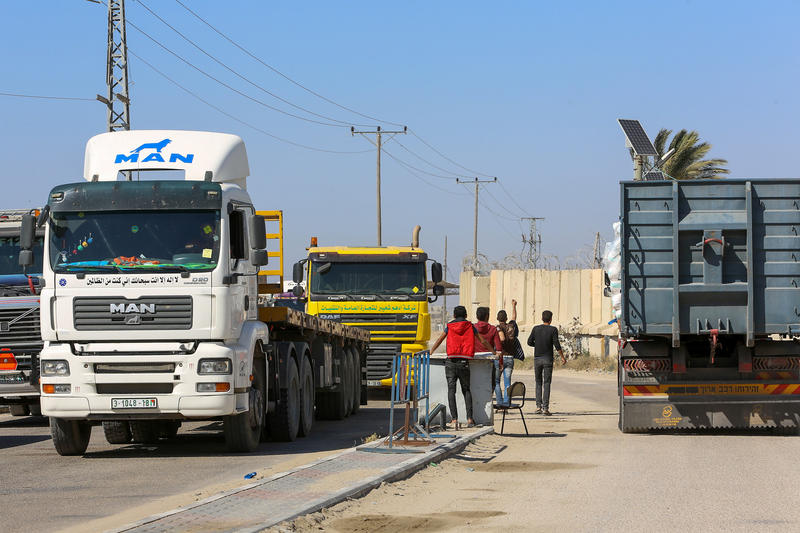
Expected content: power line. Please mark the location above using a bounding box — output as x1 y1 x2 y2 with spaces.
135 0 371 128
381 147 466 180
481 182 525 220
174 0 406 128
497 178 531 217
124 16 347 127
128 48 372 154
391 138 472 179
409 129 494 178
0 91 95 101
478 184 519 222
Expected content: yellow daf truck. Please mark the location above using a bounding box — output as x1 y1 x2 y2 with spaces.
292 229 443 387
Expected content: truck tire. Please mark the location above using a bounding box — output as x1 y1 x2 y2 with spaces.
349 347 361 415
224 357 266 452
50 417 91 456
9 404 29 416
298 356 314 438
28 403 42 417
130 421 160 444
270 358 300 442
343 350 354 416
102 421 132 444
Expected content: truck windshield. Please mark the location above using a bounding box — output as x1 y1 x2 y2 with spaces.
49 210 221 273
0 236 44 275
310 262 426 295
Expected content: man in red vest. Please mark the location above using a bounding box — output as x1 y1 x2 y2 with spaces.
430 305 496 428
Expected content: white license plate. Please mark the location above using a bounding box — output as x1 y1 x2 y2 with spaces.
111 398 157 409
367 380 382 387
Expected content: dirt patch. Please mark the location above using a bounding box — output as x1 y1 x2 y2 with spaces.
474 461 594 472
330 511 505 532
566 428 616 435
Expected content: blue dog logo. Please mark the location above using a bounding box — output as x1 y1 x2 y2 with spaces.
114 138 193 164
130 138 171 154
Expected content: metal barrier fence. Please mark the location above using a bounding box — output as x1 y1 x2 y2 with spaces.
387 350 432 448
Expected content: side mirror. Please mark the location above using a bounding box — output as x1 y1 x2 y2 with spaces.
431 261 443 284
291 284 304 297
36 205 50 228
19 214 35 267
249 215 267 250
250 249 268 267
603 287 612 297
604 272 610 287
428 283 444 303
292 261 304 284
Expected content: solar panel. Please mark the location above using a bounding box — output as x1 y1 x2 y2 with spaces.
618 119 658 156
642 170 665 181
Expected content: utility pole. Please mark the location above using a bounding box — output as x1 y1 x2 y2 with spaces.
351 126 407 246
592 231 603 268
521 217 545 268
95 0 131 132
457 177 497 272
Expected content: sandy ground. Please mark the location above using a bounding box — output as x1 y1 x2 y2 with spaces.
268 369 800 533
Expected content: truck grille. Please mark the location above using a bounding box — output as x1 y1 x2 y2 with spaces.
366 343 401 381
73 296 192 330
0 306 43 352
319 313 418 341
95 383 174 394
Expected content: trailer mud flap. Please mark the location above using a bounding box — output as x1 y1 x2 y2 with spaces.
621 397 800 431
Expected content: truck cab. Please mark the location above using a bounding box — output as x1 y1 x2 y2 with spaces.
27 130 271 454
0 210 44 416
296 242 443 386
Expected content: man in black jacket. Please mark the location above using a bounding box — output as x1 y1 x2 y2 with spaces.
527 310 566 416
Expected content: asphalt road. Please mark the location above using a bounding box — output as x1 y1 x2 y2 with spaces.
0 395 395 533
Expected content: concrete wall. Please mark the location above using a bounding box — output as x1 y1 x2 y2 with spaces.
459 268 617 358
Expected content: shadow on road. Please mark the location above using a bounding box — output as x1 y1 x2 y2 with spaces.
0 434 51 449
0 416 49 428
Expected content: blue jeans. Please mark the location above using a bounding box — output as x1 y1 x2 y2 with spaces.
494 356 514 405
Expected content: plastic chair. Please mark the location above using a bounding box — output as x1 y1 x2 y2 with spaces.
495 381 528 436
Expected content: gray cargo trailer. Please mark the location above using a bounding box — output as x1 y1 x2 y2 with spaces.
617 179 800 431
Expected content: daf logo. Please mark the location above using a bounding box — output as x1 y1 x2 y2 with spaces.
113 138 194 164
110 303 156 314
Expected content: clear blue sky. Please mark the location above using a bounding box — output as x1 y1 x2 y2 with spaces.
1 1 798 278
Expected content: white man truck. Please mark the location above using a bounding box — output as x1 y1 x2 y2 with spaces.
0 210 45 416
22 130 369 455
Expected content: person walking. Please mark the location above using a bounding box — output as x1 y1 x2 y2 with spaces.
430 306 496 428
494 299 519 406
527 309 566 416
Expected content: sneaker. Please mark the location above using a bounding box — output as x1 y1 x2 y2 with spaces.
543 410 552 416
535 408 543 414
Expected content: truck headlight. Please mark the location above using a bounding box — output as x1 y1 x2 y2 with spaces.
41 360 70 376
198 358 232 375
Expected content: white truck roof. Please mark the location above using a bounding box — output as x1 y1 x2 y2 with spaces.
84 130 251 189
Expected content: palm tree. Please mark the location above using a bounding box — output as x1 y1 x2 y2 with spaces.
653 129 729 180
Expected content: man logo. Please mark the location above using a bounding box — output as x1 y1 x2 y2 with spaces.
125 315 142 325
110 303 156 314
114 138 194 164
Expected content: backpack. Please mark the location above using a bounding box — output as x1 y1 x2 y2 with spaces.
499 321 525 360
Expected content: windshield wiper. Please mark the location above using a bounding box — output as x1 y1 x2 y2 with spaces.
150 264 191 277
61 264 123 273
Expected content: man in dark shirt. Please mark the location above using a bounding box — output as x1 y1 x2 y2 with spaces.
527 309 566 416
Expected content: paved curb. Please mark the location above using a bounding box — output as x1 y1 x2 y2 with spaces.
110 427 493 533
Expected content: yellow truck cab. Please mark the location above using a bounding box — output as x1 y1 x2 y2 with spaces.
293 236 443 387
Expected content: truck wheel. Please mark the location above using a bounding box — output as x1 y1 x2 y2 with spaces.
298 356 314 437
270 358 300 442
28 403 42 417
102 421 132 444
343 350 354 416
224 358 266 452
350 347 361 415
9 404 29 416
50 418 91 456
130 421 160 444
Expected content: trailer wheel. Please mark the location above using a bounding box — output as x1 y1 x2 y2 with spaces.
9 404 29 416
349 347 360 415
50 417 91 456
270 357 300 441
224 358 266 452
102 421 132 444
130 421 160 444
342 349 354 417
298 356 314 437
